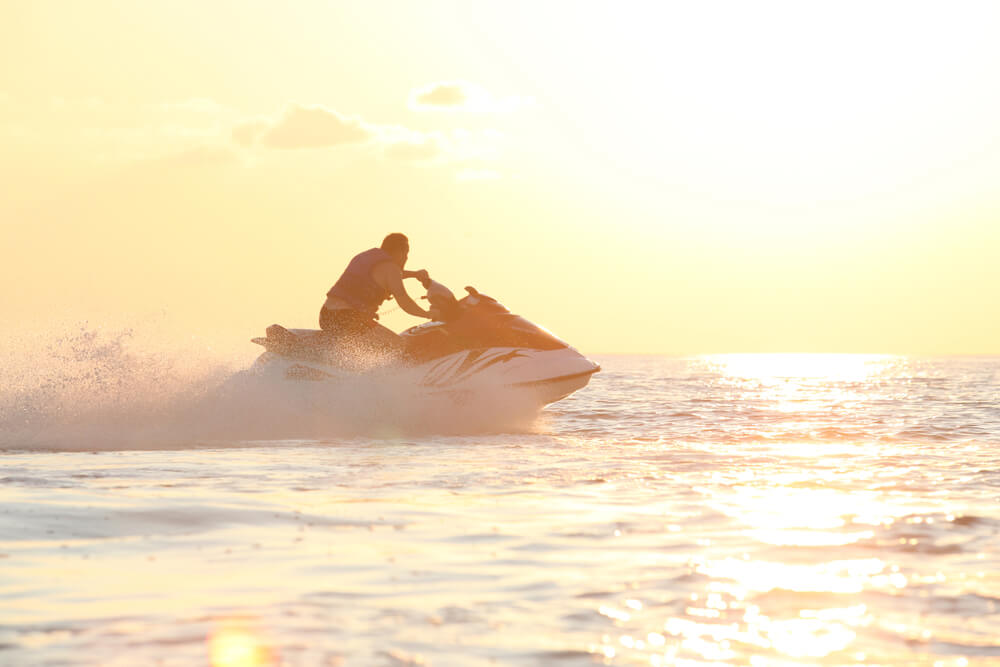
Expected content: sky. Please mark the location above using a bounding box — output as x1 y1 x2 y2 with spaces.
2 0 999 356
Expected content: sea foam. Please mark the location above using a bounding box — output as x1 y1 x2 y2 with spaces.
0 324 539 451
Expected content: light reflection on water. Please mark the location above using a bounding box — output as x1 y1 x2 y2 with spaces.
209 619 276 667
571 356 1000 666
1 355 999 665
705 352 898 382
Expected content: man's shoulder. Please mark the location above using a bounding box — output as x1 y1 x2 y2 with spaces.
371 258 401 286
371 257 400 273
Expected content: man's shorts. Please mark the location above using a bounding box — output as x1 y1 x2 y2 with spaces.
319 307 375 336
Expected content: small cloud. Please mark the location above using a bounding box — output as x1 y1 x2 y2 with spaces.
413 82 469 108
378 127 447 162
378 128 502 165
257 104 373 149
230 101 505 168
232 104 373 150
410 81 532 112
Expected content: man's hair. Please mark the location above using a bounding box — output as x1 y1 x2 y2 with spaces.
381 233 409 253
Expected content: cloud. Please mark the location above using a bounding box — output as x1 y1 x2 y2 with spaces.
232 119 269 148
231 102 504 167
378 127 503 165
378 127 446 162
413 82 469 108
234 104 374 150
410 81 532 112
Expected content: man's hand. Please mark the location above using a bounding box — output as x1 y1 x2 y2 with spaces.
405 269 430 287
378 264 432 319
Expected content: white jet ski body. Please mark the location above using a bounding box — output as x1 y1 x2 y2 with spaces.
249 285 599 407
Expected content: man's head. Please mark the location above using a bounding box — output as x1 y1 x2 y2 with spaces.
381 233 410 267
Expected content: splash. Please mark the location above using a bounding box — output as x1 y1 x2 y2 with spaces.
0 324 541 451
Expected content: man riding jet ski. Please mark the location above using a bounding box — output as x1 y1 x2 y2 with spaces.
318 233 434 358
250 234 600 407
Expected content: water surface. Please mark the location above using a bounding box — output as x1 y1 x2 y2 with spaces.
1 355 998 666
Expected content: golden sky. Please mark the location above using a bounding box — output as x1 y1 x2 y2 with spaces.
2 1 999 355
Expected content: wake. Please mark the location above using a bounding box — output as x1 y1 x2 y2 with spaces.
0 325 540 451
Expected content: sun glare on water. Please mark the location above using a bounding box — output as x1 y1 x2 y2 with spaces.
699 353 903 417
208 620 275 667
648 478 913 664
583 353 929 665
705 353 897 383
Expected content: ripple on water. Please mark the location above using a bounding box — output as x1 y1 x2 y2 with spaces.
1 356 1000 665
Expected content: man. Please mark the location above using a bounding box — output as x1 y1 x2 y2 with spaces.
319 233 433 357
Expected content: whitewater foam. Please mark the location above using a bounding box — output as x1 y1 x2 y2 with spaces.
0 324 542 451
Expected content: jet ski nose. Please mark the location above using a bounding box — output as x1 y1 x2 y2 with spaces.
568 348 600 372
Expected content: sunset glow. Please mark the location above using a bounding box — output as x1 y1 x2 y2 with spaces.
2 1 999 354
2 4 999 667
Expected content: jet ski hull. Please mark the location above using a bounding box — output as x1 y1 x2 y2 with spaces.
249 346 599 408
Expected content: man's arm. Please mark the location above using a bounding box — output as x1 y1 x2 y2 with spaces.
402 269 430 286
375 263 431 319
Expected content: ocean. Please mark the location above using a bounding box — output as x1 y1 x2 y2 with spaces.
1 347 999 666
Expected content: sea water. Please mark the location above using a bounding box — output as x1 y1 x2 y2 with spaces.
1 338 998 666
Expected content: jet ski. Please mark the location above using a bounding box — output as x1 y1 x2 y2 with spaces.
249 282 600 407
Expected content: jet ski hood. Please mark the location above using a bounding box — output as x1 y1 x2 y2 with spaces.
399 286 570 364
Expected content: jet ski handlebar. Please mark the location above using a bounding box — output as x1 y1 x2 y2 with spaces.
419 281 498 322
421 280 462 322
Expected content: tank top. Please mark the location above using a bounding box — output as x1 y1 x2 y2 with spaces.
325 248 394 316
